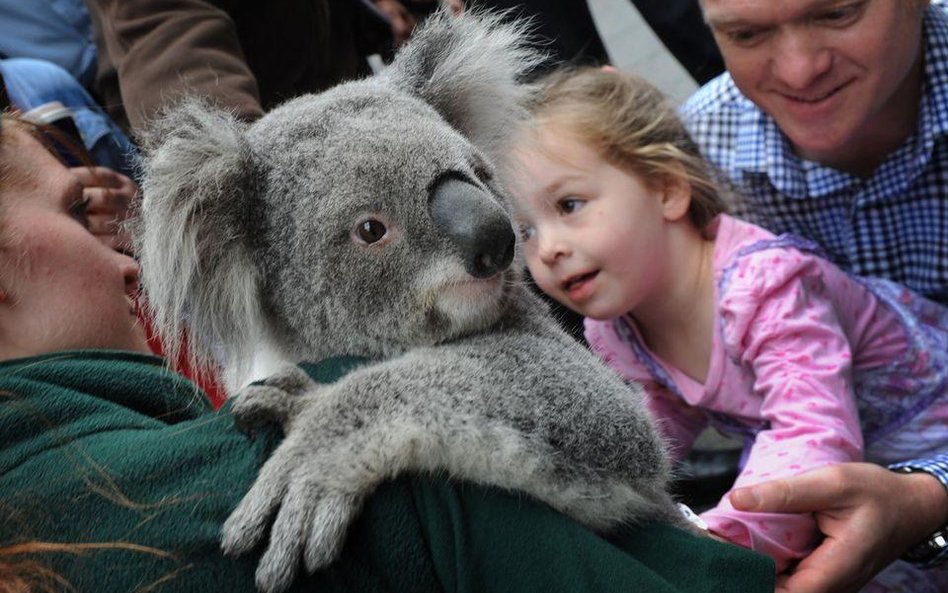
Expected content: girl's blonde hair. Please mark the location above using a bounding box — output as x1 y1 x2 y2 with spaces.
527 67 727 229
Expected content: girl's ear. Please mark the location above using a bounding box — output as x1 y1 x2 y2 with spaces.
660 172 692 222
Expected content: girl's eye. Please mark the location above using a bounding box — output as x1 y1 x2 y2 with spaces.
69 197 91 228
519 223 536 241
558 198 584 215
356 219 387 244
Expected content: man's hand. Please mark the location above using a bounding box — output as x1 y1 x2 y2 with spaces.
373 0 418 46
416 0 463 14
373 1 464 47
70 166 139 253
729 463 948 593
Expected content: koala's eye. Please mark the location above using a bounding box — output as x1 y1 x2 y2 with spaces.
356 219 388 244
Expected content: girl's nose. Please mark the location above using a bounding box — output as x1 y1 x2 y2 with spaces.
537 231 570 265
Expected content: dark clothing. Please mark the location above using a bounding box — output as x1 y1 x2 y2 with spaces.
471 1 723 83
471 0 609 73
631 0 724 84
83 0 376 133
0 350 775 592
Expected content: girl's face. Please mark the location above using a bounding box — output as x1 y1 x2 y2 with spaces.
512 129 688 320
0 128 150 358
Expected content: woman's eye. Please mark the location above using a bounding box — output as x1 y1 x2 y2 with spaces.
356 219 387 244
558 198 584 214
69 197 91 228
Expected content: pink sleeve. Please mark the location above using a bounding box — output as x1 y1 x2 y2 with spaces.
700 251 864 572
585 318 707 460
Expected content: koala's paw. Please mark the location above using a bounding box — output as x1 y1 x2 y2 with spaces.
231 365 318 433
221 435 366 593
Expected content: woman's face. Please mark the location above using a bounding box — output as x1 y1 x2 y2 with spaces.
0 127 150 358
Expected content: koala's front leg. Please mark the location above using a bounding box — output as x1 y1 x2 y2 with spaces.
223 365 500 593
223 372 370 593
224 365 430 593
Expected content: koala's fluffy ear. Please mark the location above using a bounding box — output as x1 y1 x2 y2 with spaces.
382 8 545 163
134 98 262 382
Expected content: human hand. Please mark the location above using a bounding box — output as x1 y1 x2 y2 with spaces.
729 463 948 593
70 166 139 253
373 0 418 46
414 0 464 14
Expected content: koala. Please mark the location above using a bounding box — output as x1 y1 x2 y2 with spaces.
136 9 685 593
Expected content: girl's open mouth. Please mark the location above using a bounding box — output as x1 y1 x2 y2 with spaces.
563 271 598 298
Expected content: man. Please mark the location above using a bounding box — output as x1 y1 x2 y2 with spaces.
684 0 945 304
682 2 948 592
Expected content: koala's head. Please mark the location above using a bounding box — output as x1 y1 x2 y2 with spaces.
135 9 544 390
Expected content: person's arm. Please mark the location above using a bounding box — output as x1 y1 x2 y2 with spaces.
83 0 264 132
396 475 777 593
702 252 864 571
730 461 948 593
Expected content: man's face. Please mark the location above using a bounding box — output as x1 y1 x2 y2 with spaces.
702 0 927 167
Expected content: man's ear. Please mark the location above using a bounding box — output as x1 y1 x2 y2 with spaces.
659 172 693 222
381 7 545 164
134 98 265 378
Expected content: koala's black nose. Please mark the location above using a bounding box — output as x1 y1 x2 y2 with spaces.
429 176 515 278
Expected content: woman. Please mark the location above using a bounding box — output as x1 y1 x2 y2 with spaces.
0 113 774 592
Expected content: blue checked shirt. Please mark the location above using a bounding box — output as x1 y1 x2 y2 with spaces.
681 3 948 568
681 1 948 307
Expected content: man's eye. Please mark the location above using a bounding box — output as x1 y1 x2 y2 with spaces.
558 198 584 214
814 3 862 26
726 28 767 46
69 197 91 228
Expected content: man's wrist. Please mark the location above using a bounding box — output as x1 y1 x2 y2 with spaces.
890 457 948 568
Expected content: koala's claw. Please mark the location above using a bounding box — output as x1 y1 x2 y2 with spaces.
252 483 320 593
245 487 361 593
221 467 289 557
303 492 362 573
230 383 297 434
231 366 319 432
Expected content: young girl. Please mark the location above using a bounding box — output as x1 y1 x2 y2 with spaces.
509 67 948 593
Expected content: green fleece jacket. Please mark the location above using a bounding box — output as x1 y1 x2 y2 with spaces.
0 350 774 592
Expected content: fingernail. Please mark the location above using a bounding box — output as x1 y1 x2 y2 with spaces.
730 487 760 510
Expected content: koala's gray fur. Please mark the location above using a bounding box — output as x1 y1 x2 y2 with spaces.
136 9 683 593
